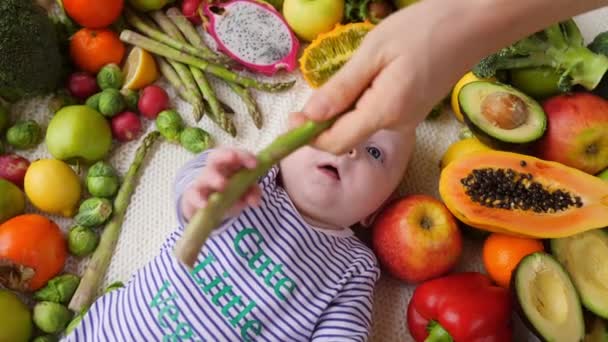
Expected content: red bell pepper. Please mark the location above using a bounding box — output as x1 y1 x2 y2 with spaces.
407 272 513 342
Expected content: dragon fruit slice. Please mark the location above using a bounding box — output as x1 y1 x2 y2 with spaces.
203 0 300 76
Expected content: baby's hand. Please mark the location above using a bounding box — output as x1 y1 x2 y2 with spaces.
181 148 262 222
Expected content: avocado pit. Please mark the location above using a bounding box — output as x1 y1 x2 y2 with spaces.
480 92 529 129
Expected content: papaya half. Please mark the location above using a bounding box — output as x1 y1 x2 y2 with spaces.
439 150 608 238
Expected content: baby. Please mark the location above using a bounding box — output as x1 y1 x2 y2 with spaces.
64 126 413 342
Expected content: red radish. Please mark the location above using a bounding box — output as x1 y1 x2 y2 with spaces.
182 0 203 25
111 112 142 142
0 154 30 189
67 72 99 100
138 85 170 119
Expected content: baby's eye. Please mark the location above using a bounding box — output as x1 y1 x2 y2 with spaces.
366 146 383 161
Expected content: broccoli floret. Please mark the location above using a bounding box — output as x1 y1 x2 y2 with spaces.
472 19 608 92
0 0 65 102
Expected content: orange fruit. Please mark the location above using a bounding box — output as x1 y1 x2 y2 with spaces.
70 28 126 74
63 0 124 29
482 233 544 288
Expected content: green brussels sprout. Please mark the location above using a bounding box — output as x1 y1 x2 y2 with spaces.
64 311 85 336
6 120 42 149
32 302 72 334
33 274 80 304
0 101 10 134
86 161 120 198
32 335 58 342
67 225 99 257
121 88 140 112
98 89 125 118
85 92 102 111
104 281 125 294
180 127 212 153
74 197 113 227
156 110 184 142
97 64 124 90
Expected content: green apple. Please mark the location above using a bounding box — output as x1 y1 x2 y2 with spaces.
45 105 112 165
393 0 419 9
0 289 32 342
128 0 174 12
282 0 344 42
599 168 608 181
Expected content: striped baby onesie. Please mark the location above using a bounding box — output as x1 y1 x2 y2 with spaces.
63 150 381 342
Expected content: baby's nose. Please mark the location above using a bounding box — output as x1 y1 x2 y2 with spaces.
347 148 357 158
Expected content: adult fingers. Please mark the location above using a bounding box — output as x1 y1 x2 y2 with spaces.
301 35 383 122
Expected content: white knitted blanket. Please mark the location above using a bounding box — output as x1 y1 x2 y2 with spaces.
10 8 608 341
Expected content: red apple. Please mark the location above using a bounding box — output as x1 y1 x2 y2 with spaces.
535 92 608 174
372 194 462 284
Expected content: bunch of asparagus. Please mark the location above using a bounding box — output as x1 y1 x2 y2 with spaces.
120 7 296 136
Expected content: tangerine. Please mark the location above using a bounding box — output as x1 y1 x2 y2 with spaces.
63 0 124 29
70 28 126 74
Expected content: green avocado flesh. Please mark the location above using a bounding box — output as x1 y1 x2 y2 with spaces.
513 252 585 342
459 81 547 146
551 229 608 319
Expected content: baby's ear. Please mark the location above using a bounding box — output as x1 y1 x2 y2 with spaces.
359 190 401 228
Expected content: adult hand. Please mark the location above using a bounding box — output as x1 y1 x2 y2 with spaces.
293 0 608 156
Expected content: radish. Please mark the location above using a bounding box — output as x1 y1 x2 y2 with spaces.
138 85 169 119
67 72 99 100
0 154 30 189
111 112 142 142
182 0 203 25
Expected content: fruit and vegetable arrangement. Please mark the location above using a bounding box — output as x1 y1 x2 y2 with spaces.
1 0 608 341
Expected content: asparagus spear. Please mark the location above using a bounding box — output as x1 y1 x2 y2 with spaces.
151 10 236 136
124 8 224 65
228 82 263 129
119 30 295 92
165 7 262 129
173 119 335 268
69 131 161 313
156 57 205 121
164 7 234 67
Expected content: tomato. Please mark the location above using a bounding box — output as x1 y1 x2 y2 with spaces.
509 67 562 99
0 214 67 292
63 0 124 29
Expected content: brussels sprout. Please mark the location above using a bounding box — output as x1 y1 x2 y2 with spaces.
85 92 102 111
67 225 99 257
97 64 124 90
156 110 184 142
6 120 42 149
0 101 9 134
86 161 120 198
180 127 212 153
98 89 125 118
33 302 72 334
33 274 80 304
104 281 125 294
121 88 140 112
32 335 58 342
74 197 113 227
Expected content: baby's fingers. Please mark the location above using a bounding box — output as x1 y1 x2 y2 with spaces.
208 148 257 176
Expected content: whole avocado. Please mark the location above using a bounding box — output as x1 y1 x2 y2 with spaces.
0 0 64 101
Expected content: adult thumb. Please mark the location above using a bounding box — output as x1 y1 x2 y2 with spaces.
302 40 382 121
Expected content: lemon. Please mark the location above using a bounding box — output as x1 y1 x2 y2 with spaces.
24 159 82 217
122 47 159 90
450 72 495 122
440 137 492 169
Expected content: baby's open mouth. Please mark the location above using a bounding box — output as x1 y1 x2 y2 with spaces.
317 164 340 180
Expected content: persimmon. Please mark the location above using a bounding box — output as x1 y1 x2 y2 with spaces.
70 28 126 74
63 0 124 29
0 214 67 292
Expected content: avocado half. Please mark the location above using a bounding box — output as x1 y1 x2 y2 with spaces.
551 229 608 319
459 81 547 151
512 252 585 342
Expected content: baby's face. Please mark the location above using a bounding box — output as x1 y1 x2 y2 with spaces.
279 129 414 228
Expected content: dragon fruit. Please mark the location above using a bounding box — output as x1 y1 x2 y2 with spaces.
202 0 300 76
